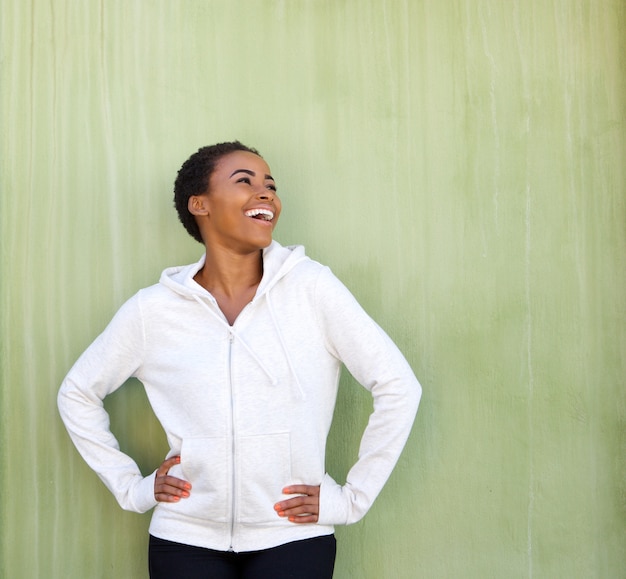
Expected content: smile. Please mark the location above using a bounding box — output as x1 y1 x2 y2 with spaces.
244 208 274 221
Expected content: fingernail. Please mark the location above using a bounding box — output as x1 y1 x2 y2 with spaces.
182 491 189 498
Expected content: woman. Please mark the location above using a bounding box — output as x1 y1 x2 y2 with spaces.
58 141 421 578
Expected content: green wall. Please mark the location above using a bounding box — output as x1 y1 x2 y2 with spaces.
2 1 625 577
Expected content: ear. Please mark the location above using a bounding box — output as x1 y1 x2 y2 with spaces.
188 195 209 216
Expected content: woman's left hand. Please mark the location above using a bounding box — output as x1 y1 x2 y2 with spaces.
274 485 320 523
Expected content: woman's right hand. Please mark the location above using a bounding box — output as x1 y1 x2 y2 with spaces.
154 456 192 502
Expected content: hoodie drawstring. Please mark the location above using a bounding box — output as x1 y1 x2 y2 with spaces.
266 292 306 399
191 294 306 397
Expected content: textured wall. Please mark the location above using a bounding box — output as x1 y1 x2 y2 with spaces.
1 1 625 577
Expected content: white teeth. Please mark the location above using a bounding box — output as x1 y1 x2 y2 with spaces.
245 208 274 221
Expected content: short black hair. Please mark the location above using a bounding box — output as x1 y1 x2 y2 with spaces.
173 141 261 244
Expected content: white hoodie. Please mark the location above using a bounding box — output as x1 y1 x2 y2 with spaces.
58 241 421 552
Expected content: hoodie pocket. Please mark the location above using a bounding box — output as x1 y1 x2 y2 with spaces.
162 437 229 523
238 433 292 524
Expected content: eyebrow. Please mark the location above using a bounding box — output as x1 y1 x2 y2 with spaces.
229 169 275 181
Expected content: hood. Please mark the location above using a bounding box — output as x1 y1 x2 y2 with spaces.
159 240 309 300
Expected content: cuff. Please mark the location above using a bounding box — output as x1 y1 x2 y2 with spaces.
317 473 349 525
129 470 159 513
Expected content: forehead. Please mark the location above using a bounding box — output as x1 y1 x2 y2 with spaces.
213 150 271 177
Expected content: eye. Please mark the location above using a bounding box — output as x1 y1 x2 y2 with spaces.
266 183 277 192
237 177 251 185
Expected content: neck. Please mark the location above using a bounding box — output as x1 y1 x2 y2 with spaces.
195 245 263 298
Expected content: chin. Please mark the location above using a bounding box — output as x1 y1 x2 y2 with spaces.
245 236 273 252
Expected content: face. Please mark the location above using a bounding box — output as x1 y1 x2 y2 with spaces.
189 150 282 253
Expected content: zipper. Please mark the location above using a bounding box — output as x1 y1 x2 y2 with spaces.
228 330 236 552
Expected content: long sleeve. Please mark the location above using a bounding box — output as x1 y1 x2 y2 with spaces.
57 294 158 513
314 267 422 525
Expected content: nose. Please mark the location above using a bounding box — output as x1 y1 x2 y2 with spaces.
256 188 275 201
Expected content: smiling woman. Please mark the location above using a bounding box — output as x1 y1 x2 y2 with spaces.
189 150 282 277
57 141 421 579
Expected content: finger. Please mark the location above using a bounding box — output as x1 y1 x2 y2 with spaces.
156 455 181 477
275 496 318 511
274 506 319 523
282 485 320 496
280 505 319 518
275 498 319 522
155 491 187 503
274 494 319 513
287 514 318 524
155 478 191 496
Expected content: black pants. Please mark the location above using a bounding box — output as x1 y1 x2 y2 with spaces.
149 534 336 579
